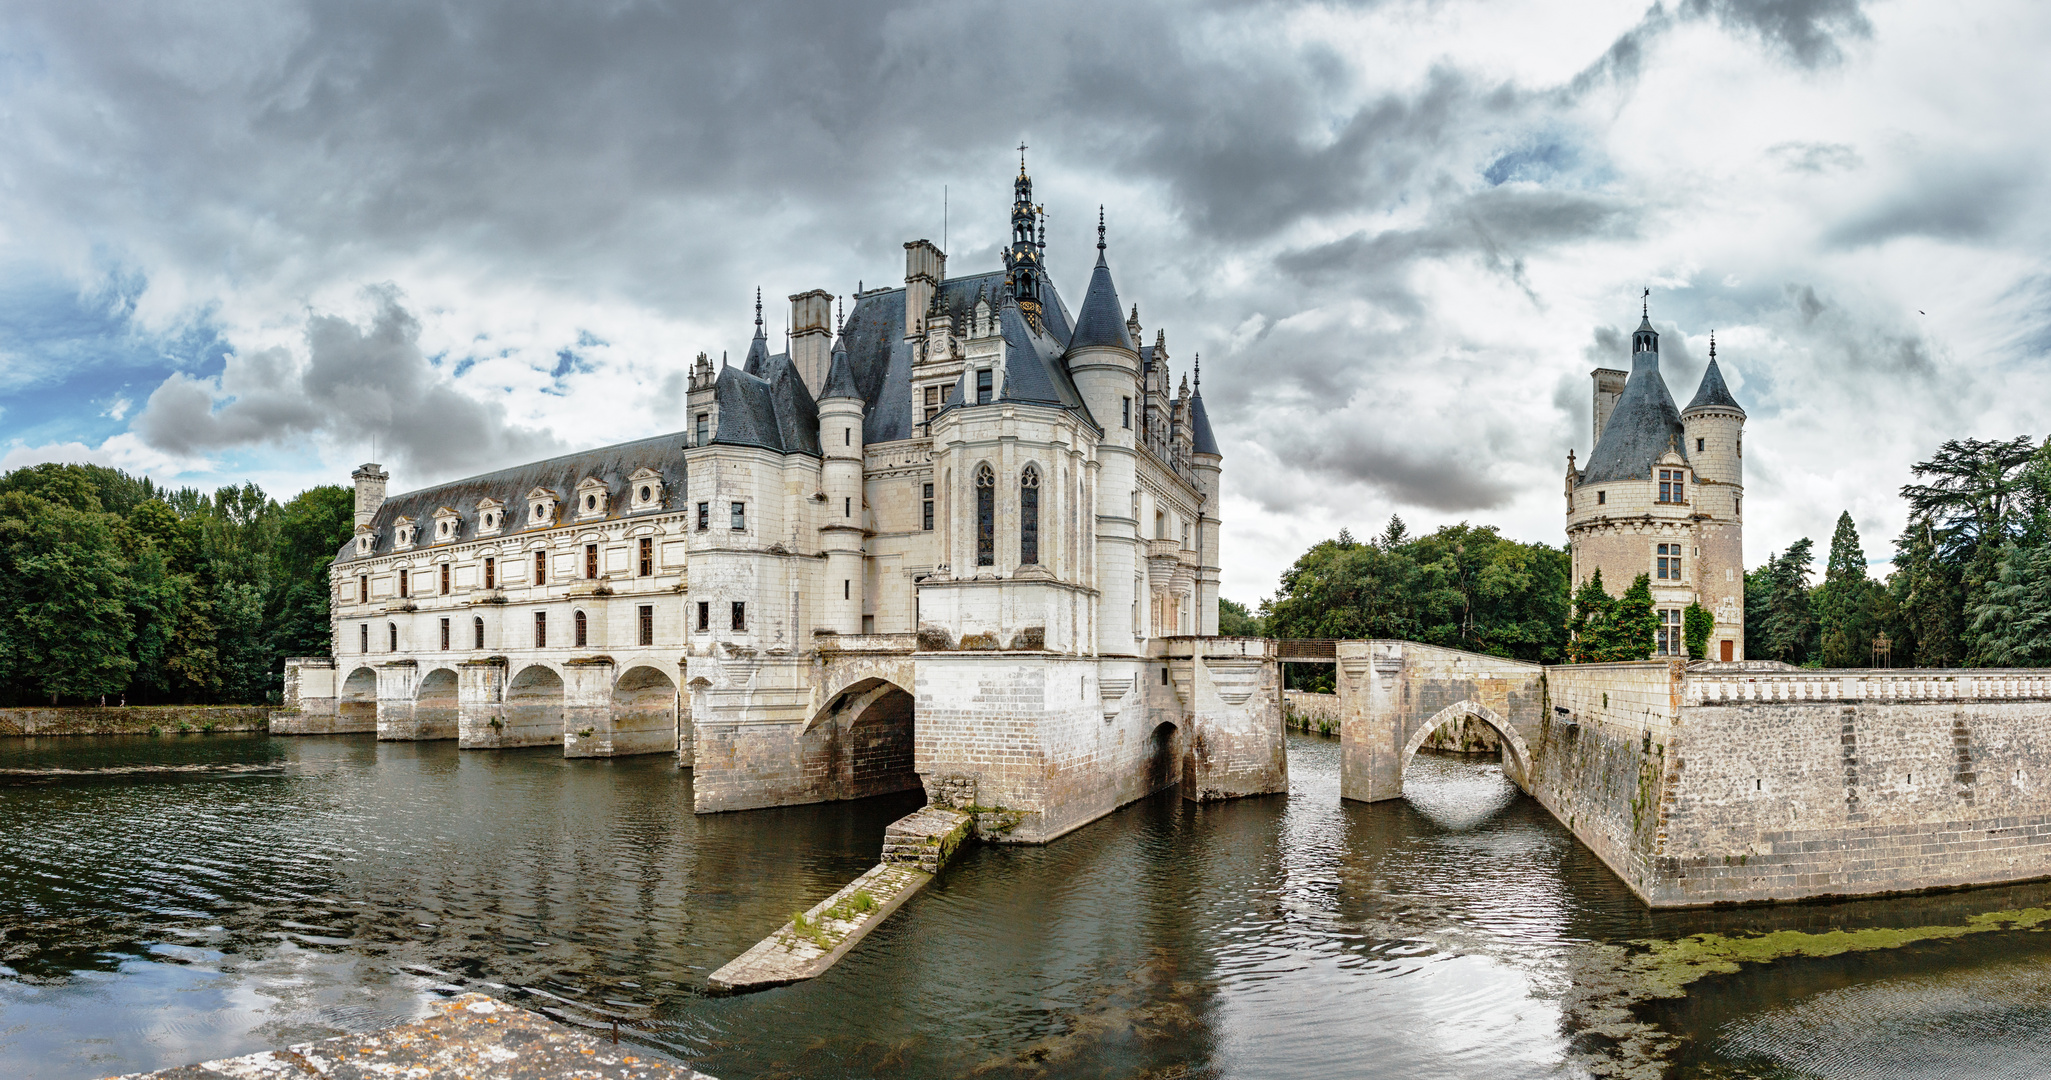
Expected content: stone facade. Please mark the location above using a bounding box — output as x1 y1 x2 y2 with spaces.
1566 310 1746 661
1342 642 2051 906
295 161 1285 843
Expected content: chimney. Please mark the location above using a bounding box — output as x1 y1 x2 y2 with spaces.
903 239 945 340
1590 368 1627 446
788 289 834 396
352 463 389 530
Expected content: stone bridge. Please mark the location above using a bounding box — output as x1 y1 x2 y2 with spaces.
1336 640 2051 908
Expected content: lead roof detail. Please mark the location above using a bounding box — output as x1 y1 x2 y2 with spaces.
1682 356 1745 417
1579 336 1687 486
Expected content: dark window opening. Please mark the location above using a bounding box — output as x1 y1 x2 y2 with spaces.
1656 608 1683 656
845 496 851 518
473 616 485 649
922 483 934 531
1122 396 1132 428
1596 490 1606 505
360 624 369 653
731 502 746 530
1695 437 1705 452
358 574 368 604
1658 469 1687 504
1020 466 1040 565
695 412 709 446
534 551 548 586
440 618 450 651
843 579 850 600
696 601 709 631
484 558 496 590
697 502 709 530
638 537 653 576
976 368 993 404
638 605 654 646
388 623 398 651
585 543 598 579
574 609 587 647
1657 542 1683 580
534 611 547 648
398 569 409 598
440 563 450 595
731 601 746 631
976 464 995 566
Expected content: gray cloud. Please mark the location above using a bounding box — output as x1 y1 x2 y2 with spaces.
1825 162 2030 248
134 285 560 478
1769 141 1862 173
1681 0 1874 67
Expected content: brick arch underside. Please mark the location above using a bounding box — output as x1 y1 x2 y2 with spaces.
1399 700 1532 791
806 677 920 802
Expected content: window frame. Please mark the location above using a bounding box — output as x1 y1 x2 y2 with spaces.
1020 464 1040 566
439 617 450 651
638 604 654 646
696 600 709 632
975 463 996 567
921 482 935 531
534 610 547 648
574 609 588 647
731 601 746 632
585 543 599 580
730 501 746 531
638 537 653 577
484 557 496 590
534 550 548 586
473 616 485 649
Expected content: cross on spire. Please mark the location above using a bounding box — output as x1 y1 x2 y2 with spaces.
754 287 763 331
1642 286 1649 317
1018 141 1028 175
1097 205 1106 251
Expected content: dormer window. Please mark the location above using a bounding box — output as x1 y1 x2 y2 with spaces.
1658 469 1687 504
526 487 558 528
433 507 460 543
575 478 608 520
628 469 663 512
393 516 416 549
477 497 504 535
355 531 374 556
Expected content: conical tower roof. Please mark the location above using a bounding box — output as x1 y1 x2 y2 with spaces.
1683 346 1745 417
1066 210 1134 353
820 338 861 402
1581 344 1685 485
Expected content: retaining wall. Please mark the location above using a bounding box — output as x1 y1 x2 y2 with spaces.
0 706 271 737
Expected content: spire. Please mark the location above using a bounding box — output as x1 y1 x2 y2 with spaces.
1683 335 1746 418
820 334 861 402
1003 152 1046 329
1097 205 1106 253
1189 355 1219 458
1633 288 1658 355
1194 351 1201 388
836 295 844 336
1067 209 1133 353
743 286 771 376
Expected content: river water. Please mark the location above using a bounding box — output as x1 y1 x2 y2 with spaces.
5 731 2051 1079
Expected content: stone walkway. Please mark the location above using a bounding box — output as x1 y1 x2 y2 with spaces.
108 993 716 1079
708 806 972 994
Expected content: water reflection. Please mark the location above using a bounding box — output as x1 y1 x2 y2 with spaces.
4 732 2051 1079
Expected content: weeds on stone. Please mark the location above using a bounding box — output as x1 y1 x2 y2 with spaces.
147 725 162 737
824 890 879 922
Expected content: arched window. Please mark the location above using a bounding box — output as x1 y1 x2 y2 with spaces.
975 464 996 566
574 609 588 648
473 616 485 649
1020 465 1040 565
388 622 398 651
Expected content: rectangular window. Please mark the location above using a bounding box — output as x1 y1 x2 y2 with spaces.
398 568 409 598
1658 469 1687 504
731 502 746 530
924 384 940 425
360 624 369 653
1656 542 1683 581
585 543 598 579
697 600 710 631
534 551 548 585
731 601 746 631
440 563 450 595
845 496 851 518
1597 490 1606 505
440 617 450 651
474 616 485 649
697 502 709 530
1656 608 1684 656
534 611 547 648
1122 396 1132 428
922 483 934 530
358 574 368 604
638 537 653 577
976 368 993 404
389 624 398 651
1696 437 1705 452
843 579 850 600
638 605 654 646
484 557 496 589
695 412 709 447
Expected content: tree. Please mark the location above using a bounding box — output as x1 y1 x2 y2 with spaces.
1888 519 1964 667
1218 598 1266 638
1567 568 1616 663
1754 539 1819 664
1683 602 1714 660
1968 543 2051 666
1610 573 1657 661
1816 512 1879 667
0 492 137 702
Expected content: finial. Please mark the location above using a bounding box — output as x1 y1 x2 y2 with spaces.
1097 205 1106 251
1709 330 1716 359
837 296 844 335
1195 352 1200 388
1037 206 1046 248
754 287 763 331
1642 286 1649 317
1018 140 1028 176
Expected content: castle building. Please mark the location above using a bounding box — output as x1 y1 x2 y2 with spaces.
1565 304 1747 661
302 161 1285 842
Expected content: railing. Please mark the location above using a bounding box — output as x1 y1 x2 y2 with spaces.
1276 639 1338 662
1686 668 2051 705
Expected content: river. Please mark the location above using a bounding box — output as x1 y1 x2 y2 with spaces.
4 730 2051 1079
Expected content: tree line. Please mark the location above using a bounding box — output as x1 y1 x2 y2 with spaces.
1240 435 2051 671
0 463 352 706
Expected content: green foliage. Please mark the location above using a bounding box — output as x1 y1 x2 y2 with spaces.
1611 573 1657 662
1262 517 1569 663
1816 512 1883 667
1217 597 1266 638
1683 602 1714 660
1566 568 1615 663
1968 543 2051 666
1746 539 1818 664
0 464 353 705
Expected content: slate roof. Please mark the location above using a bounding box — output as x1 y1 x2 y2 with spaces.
336 431 688 562
1580 347 1686 486
835 269 1078 443
1189 389 1219 457
711 352 821 456
1682 357 1745 417
741 324 771 376
819 341 861 401
1067 251 1134 352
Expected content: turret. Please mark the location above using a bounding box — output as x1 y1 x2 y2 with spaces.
819 340 867 635
352 462 389 530
1064 210 1143 654
1680 334 1745 501
1681 333 1747 661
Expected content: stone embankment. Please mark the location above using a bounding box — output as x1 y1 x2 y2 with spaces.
108 992 716 1079
708 806 974 994
0 706 270 737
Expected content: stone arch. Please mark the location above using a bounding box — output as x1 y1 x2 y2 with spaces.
340 666 378 727
805 676 919 800
504 664 565 746
1399 700 1531 790
415 667 458 737
609 665 680 757
1145 720 1182 796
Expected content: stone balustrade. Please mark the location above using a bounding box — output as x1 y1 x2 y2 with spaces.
1686 667 2051 706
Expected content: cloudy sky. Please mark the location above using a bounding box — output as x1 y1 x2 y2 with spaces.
0 0 2044 603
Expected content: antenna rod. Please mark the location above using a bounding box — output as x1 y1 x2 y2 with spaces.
943 185 948 255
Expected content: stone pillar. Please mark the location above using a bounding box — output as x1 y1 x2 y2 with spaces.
1336 641 1402 802
1178 637 1286 801
562 657 616 758
456 657 508 749
676 658 695 768
281 657 337 717
374 660 423 740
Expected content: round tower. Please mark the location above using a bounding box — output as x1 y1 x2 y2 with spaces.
1064 212 1143 655
819 341 867 636
1680 333 1747 661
